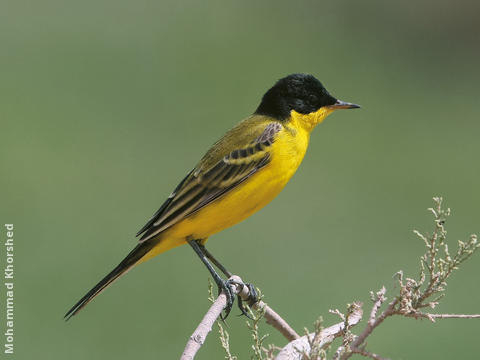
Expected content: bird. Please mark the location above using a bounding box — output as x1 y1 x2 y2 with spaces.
65 73 359 320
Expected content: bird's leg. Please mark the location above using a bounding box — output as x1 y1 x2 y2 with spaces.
196 242 232 278
187 239 235 319
195 241 259 317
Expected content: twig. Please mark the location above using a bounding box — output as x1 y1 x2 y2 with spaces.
369 287 387 325
351 347 388 360
275 302 363 360
403 312 480 321
231 275 300 342
345 295 398 357
425 313 480 319
181 292 229 360
180 275 299 360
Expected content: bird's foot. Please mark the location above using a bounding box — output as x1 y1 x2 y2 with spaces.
236 282 259 318
216 278 235 321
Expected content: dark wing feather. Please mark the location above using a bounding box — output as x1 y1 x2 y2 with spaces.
136 122 282 242
135 169 194 237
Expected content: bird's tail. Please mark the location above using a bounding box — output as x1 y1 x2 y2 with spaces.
64 240 156 320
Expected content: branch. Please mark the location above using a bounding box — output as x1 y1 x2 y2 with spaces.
336 291 480 360
275 302 363 360
231 275 300 341
180 275 299 360
343 291 398 359
331 197 480 359
181 291 228 360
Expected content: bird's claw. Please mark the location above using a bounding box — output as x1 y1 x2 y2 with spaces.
237 297 251 318
216 279 259 320
237 282 259 318
244 283 259 306
216 279 235 321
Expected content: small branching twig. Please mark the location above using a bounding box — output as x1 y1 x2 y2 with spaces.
335 197 480 360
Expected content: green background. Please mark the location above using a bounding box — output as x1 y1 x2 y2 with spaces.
1 0 479 359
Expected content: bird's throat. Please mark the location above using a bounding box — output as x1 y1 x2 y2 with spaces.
290 108 334 133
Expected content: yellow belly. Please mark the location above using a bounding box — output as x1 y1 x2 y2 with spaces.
140 126 310 262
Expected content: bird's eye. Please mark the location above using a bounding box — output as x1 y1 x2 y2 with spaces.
308 94 317 104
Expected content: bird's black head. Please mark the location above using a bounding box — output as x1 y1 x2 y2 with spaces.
255 74 353 121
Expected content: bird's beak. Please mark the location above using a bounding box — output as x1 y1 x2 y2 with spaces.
327 99 361 110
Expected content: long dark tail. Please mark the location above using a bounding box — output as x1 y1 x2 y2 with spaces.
64 241 155 320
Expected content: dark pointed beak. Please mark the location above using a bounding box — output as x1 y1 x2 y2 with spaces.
328 99 361 110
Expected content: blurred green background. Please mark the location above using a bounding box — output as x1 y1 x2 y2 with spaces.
1 0 479 359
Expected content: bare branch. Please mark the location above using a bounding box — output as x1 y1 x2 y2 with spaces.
343 297 398 359
275 302 363 360
231 275 300 342
181 291 229 360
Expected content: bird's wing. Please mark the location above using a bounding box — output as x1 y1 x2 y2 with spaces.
136 121 283 242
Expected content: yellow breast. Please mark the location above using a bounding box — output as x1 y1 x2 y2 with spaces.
166 122 310 241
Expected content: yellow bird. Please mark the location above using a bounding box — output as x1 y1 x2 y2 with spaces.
65 74 359 319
